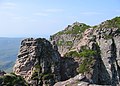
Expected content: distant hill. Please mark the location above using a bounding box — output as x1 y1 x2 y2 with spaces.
0 37 23 72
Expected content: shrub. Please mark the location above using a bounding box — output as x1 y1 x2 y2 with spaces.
64 51 80 57
57 40 64 46
79 49 96 58
0 73 28 86
77 58 94 73
77 47 96 73
65 41 73 46
42 73 54 80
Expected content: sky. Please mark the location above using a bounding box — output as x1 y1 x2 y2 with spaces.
0 0 120 38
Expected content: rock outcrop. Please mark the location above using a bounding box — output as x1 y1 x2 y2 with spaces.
50 22 90 56
0 70 6 76
13 38 61 86
51 16 120 85
13 16 120 86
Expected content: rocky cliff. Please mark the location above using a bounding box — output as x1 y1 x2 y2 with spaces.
51 16 120 85
13 38 61 86
13 16 120 86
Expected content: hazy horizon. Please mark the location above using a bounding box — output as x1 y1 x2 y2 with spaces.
0 0 120 38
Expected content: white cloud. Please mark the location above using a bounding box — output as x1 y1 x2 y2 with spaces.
12 16 28 20
33 12 48 16
33 8 63 17
0 2 16 9
0 12 15 16
80 12 103 15
45 9 64 13
115 10 120 13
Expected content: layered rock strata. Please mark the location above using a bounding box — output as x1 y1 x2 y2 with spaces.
13 38 61 86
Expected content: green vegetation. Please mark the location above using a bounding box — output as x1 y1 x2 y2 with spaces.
65 24 90 34
104 34 113 40
53 23 90 37
32 63 54 82
100 16 120 28
34 64 41 69
108 16 120 28
77 57 94 73
0 73 28 86
78 46 96 73
65 41 73 46
32 63 42 80
42 73 54 80
31 70 39 80
32 71 54 80
92 25 98 29
64 45 96 73
79 49 96 58
57 40 64 46
64 46 96 58
57 40 73 46
64 51 80 57
56 31 65 35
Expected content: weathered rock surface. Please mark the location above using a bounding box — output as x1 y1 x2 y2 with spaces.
54 74 86 86
51 17 120 85
13 16 120 86
13 38 61 86
0 70 6 76
50 22 90 56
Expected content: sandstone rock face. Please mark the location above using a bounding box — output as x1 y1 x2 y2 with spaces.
13 38 61 86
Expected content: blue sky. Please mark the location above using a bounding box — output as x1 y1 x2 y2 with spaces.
0 0 120 38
